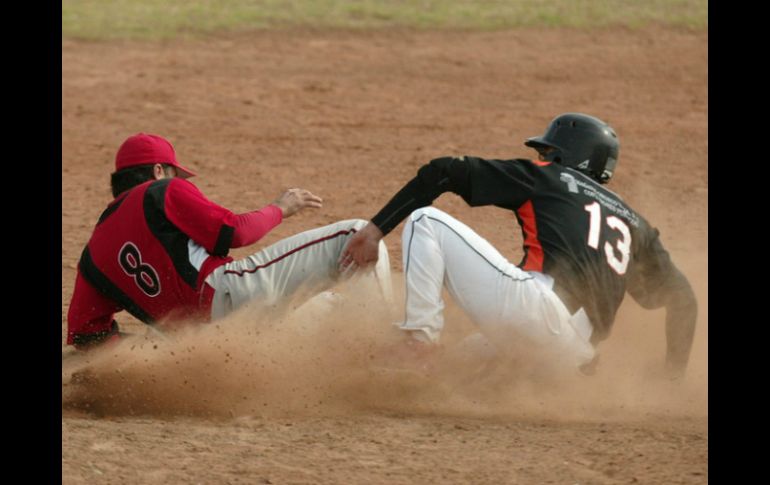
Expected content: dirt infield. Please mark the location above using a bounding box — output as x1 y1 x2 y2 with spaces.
62 27 707 484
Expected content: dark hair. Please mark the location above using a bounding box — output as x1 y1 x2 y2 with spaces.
110 164 174 198
110 165 155 198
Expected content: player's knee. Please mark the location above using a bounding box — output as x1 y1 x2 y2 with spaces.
409 206 447 222
350 219 368 231
332 218 368 231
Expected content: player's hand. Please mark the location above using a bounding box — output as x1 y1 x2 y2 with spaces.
272 188 323 218
339 222 383 271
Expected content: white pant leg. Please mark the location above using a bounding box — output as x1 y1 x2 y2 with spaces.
399 207 532 341
400 207 595 369
207 219 392 319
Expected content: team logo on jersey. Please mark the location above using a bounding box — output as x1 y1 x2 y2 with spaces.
118 242 161 297
559 173 580 193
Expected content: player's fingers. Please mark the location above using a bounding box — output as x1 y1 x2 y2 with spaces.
349 252 367 267
339 261 356 277
338 253 354 272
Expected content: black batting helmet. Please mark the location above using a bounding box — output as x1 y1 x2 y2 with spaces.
525 113 619 184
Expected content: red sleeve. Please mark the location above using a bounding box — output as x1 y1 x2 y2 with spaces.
231 205 283 248
67 270 121 348
163 179 238 256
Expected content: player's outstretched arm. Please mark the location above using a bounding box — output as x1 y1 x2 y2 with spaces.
628 233 698 381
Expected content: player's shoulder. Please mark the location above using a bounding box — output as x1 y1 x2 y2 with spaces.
471 155 535 164
506 157 566 174
155 176 202 195
459 155 543 169
138 178 203 214
165 176 196 188
563 168 625 199
563 168 652 225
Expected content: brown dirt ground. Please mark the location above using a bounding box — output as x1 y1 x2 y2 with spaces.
62 27 708 484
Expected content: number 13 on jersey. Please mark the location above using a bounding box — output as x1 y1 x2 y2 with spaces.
584 201 631 275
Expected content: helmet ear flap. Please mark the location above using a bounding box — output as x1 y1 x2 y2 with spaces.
601 155 618 183
587 145 615 184
589 144 608 169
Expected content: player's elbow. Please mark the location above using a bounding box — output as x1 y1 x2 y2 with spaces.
417 157 454 184
416 156 471 196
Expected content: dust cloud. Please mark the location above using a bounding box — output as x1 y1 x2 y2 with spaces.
63 256 707 423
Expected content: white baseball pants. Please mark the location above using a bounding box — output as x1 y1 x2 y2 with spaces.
398 207 595 370
205 219 392 319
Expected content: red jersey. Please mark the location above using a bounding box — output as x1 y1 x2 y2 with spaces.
68 178 249 347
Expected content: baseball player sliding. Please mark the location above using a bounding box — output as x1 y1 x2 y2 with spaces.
67 133 392 350
341 113 697 379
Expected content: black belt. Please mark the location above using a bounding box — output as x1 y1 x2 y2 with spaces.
553 281 581 316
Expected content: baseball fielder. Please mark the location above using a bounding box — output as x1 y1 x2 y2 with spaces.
341 113 697 378
67 133 392 350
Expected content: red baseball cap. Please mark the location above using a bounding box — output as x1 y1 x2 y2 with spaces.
114 133 196 178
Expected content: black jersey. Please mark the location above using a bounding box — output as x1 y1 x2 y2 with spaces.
372 156 690 343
